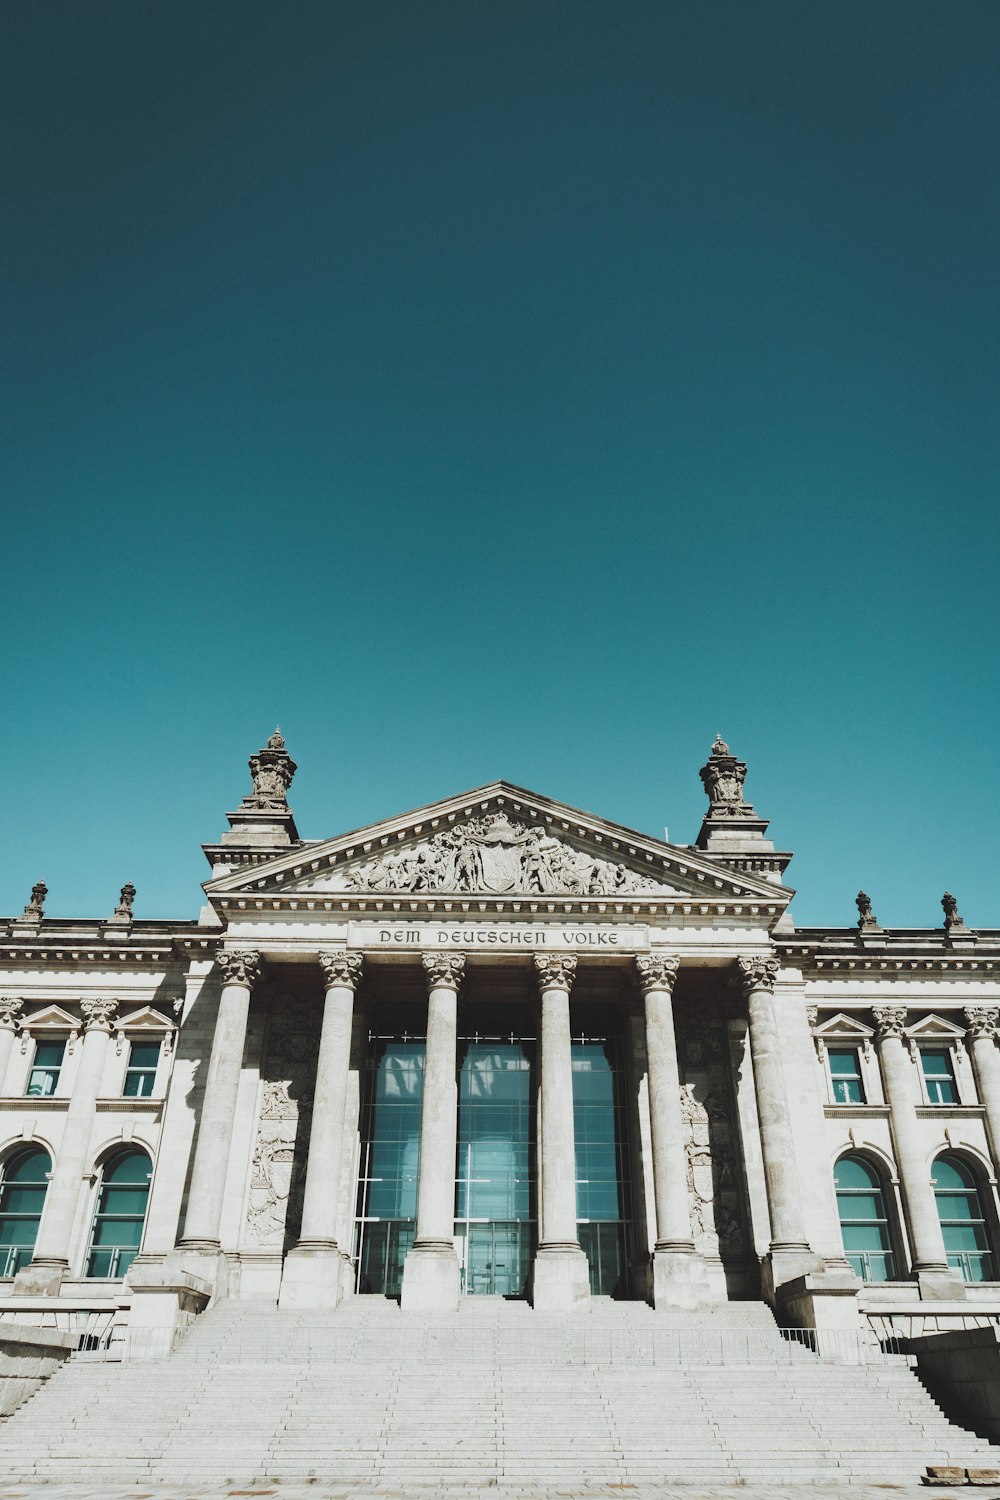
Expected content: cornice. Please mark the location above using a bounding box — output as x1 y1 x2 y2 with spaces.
777 932 1000 977
212 891 786 922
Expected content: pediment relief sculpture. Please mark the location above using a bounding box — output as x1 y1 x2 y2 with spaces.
322 814 671 897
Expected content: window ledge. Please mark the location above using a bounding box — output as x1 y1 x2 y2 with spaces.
0 1096 162 1111
915 1105 985 1118
824 1105 890 1118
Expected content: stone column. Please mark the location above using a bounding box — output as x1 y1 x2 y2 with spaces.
334 999 369 1298
16 997 118 1295
279 952 362 1310
874 1004 964 1300
737 957 818 1297
965 1009 1000 1171
400 952 464 1310
636 956 710 1309
0 998 23 1095
177 948 260 1257
532 955 590 1311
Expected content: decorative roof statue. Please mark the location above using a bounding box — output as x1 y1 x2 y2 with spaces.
114 882 136 919
856 890 879 930
22 881 47 920
941 891 966 930
245 727 297 811
698 734 754 819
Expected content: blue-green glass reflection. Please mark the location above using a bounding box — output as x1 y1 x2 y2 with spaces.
572 1010 632 1297
456 1039 535 1295
356 1036 424 1296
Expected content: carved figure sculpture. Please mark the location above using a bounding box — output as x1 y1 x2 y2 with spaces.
698 736 753 818
114 882 136 918
942 892 966 929
856 891 878 929
23 882 47 919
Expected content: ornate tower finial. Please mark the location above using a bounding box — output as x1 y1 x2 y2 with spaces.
856 891 879 930
246 728 297 810
942 892 966 930
22 881 47 920
699 735 753 818
114 882 136 919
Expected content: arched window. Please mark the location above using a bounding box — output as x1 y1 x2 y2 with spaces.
85 1149 151 1279
933 1154 995 1282
834 1154 896 1282
0 1147 51 1277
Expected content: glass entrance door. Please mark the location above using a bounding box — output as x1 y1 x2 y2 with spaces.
455 1031 535 1296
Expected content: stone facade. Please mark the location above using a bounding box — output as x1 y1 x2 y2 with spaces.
1 731 998 1345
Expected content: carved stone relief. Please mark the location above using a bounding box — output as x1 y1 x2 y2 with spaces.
676 1022 749 1259
244 995 320 1249
327 813 667 895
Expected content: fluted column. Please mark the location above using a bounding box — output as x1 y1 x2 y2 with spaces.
0 997 23 1095
279 953 362 1310
532 955 590 1310
178 948 260 1253
16 997 118 1294
400 953 464 1310
874 1004 963 1299
966 1008 1000 1171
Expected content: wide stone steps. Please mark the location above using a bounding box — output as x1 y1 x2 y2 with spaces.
0 1299 996 1485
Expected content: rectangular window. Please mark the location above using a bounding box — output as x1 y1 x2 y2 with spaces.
922 1049 958 1105
26 1040 65 1097
122 1041 160 1098
828 1048 865 1105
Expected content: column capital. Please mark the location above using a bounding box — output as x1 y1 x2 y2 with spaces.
318 952 363 992
635 955 680 995
216 947 262 988
534 955 577 994
873 1003 908 1039
735 955 779 997
80 996 119 1033
422 952 465 992
965 1006 999 1040
0 996 23 1032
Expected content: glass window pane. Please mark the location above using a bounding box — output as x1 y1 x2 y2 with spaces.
128 1042 160 1070
33 1042 65 1067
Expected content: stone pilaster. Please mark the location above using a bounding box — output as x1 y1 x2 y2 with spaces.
279 952 363 1310
0 998 23 1096
965 1008 1000 1174
874 1004 965 1300
176 948 260 1266
531 955 590 1311
635 956 711 1309
400 953 464 1310
15 997 118 1295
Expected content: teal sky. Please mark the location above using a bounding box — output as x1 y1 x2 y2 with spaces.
2 2 997 929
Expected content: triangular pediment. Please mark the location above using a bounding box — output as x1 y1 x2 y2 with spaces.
116 1005 175 1033
22 1004 79 1031
813 1013 874 1040
905 1014 966 1040
206 781 791 908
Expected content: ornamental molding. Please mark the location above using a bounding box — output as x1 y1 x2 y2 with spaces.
421 953 466 991
635 955 680 995
318 952 363 992
80 996 119 1033
873 1004 908 1039
965 1007 1000 1040
216 948 262 988
534 955 577 993
0 997 23 1030
735 956 779 996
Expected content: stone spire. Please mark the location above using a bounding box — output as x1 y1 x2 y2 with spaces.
212 727 300 859
693 735 791 884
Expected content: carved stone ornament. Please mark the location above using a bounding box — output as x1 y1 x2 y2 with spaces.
422 952 466 991
735 956 779 996
318 952 364 991
873 1004 908 1040
533 955 578 993
805 1005 819 1028
114 882 136 918
216 948 262 988
22 882 47 919
856 891 879 929
0 997 23 1031
965 1007 999 1041
698 736 754 820
80 996 119 1033
245 727 297 811
942 892 966 930
332 812 663 896
635 955 681 995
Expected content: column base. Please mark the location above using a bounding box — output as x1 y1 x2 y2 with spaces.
917 1266 968 1301
339 1250 355 1299
531 1244 591 1312
158 1246 224 1297
278 1245 344 1311
651 1247 713 1311
12 1260 67 1297
760 1243 823 1307
400 1243 460 1311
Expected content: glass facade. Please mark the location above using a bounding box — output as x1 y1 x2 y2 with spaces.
355 1021 425 1297
0 1147 51 1277
85 1149 151 1278
834 1154 896 1281
933 1154 995 1282
572 1007 632 1297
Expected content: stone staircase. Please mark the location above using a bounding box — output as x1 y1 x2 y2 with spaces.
0 1296 997 1486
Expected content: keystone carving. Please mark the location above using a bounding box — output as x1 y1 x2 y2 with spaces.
0 997 23 1031
635 955 680 995
735 956 779 996
22 882 46 920
533 955 578 993
873 1004 908 1040
216 948 262 987
318 952 364 991
422 953 466 991
965 1007 999 1041
80 997 119 1032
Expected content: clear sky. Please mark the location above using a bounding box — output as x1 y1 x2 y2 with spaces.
1 2 997 930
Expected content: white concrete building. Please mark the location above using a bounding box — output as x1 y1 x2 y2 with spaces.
2 730 998 1349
